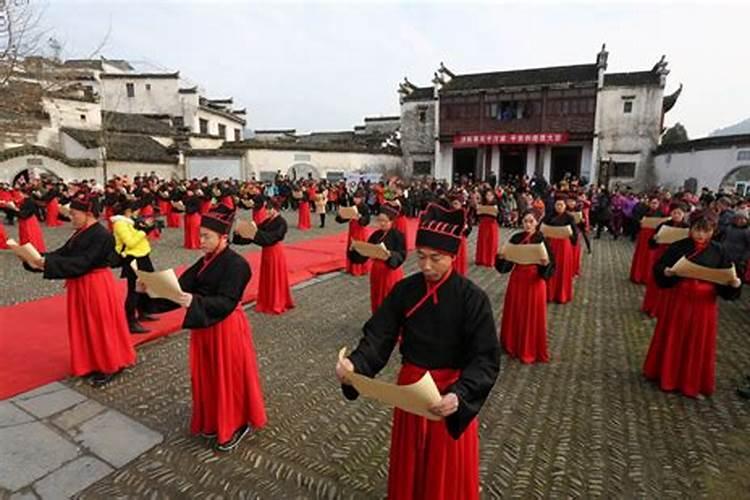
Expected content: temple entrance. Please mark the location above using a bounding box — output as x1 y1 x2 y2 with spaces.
500 146 526 184
551 146 582 185
453 148 477 182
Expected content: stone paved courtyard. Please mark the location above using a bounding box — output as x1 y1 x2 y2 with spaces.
2 219 750 499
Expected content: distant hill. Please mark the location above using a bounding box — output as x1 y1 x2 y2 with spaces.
710 117 750 137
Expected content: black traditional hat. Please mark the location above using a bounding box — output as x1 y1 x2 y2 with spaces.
200 203 235 235
70 193 101 217
380 202 400 220
415 203 465 255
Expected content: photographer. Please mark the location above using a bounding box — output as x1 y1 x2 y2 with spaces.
111 200 158 334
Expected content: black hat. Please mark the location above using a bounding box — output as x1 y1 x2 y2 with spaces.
415 203 465 255
200 203 235 235
380 202 400 220
70 194 101 217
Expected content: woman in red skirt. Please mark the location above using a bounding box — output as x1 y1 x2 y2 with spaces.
496 210 554 363
474 190 501 267
448 194 470 276
643 210 742 398
252 192 268 225
18 192 47 252
44 186 63 227
22 194 135 386
348 203 406 313
641 202 688 317
183 190 202 249
138 190 161 241
233 200 295 315
336 190 371 276
630 196 665 284
167 193 183 229
297 186 312 230
542 197 578 304
147 205 267 451
390 198 410 250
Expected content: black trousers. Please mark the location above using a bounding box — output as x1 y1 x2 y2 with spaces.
122 254 154 322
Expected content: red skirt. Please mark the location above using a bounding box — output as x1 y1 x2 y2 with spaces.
370 259 403 313
572 240 582 277
393 215 410 251
546 237 574 304
140 205 160 241
641 245 667 317
630 227 656 284
0 223 9 249
346 220 370 276
19 216 46 252
643 279 718 397
500 264 549 363
253 206 268 225
66 268 135 376
255 243 295 315
46 198 62 227
189 307 267 443
454 237 468 276
167 208 181 228
200 200 212 214
388 363 479 500
474 218 498 267
184 213 201 249
297 201 311 230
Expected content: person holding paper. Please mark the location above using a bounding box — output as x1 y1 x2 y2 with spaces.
386 199 410 253
630 196 666 284
233 199 295 315
448 193 471 276
643 210 742 398
296 183 312 230
335 189 371 276
348 203 406 313
336 203 499 500
475 190 501 267
495 210 555 364
565 196 590 277
541 197 578 304
641 202 689 318
146 204 267 451
183 188 202 249
167 187 183 228
17 189 47 253
22 194 135 387
42 183 63 227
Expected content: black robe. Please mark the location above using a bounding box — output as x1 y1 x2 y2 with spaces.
348 228 406 269
38 223 114 279
541 212 578 245
342 271 500 439
233 215 288 247
184 195 201 214
18 197 40 221
149 247 252 329
495 230 555 279
653 239 741 300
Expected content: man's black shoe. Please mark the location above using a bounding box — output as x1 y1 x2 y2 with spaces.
215 424 249 452
129 321 150 334
90 370 121 387
138 313 158 322
737 386 750 399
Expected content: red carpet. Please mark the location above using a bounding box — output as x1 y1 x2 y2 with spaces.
0 230 352 399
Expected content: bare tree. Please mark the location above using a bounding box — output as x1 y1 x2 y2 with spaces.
0 0 47 85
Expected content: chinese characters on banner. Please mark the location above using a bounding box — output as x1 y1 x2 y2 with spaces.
453 132 569 147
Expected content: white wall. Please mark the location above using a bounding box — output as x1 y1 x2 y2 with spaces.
194 108 245 140
101 76 181 117
188 136 225 150
655 146 750 191
186 157 243 180
60 132 100 160
0 154 100 184
436 144 453 181
108 160 181 181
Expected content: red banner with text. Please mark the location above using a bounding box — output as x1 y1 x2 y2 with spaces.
453 132 569 148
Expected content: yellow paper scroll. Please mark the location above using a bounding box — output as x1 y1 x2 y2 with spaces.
135 267 184 303
654 225 689 245
338 206 359 220
571 211 583 224
6 238 43 266
351 240 390 261
501 242 549 265
338 348 443 421
477 205 499 217
669 257 737 286
235 219 258 240
540 223 573 239
641 216 670 229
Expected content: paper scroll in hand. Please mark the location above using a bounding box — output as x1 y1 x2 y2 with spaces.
135 267 184 303
338 205 359 220
501 242 549 265
571 211 583 224
641 216 670 229
654 225 689 245
6 238 42 266
351 240 390 260
59 204 71 218
477 205 499 217
338 348 443 421
540 223 573 239
292 191 303 200
668 257 737 286
171 201 185 211
235 219 258 240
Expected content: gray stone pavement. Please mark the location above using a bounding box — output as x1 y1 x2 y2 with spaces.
2 221 750 498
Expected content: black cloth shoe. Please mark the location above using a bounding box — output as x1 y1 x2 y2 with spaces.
199 432 217 439
89 370 121 387
737 385 750 399
128 320 150 334
215 424 249 452
138 313 158 322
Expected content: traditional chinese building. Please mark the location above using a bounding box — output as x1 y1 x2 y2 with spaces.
399 45 682 188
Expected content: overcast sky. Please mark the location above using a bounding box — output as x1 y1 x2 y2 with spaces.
44 1 748 137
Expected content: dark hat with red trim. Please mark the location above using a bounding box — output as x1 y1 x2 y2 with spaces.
70 193 101 217
200 203 235 235
380 202 400 220
415 203 465 255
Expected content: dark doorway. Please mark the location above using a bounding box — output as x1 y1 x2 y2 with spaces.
551 146 582 185
500 146 526 184
453 148 477 182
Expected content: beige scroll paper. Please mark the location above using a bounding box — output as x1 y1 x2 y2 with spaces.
59 204 71 218
241 198 255 209
540 223 573 239
501 242 549 265
641 216 670 229
571 211 583 224
2 201 19 212
654 225 689 245
351 240 390 260
6 238 42 266
477 205 499 217
235 219 258 240
171 201 185 211
338 348 442 421
337 205 359 220
669 257 737 286
292 190 303 200
134 265 184 303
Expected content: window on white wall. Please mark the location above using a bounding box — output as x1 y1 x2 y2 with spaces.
612 162 636 178
126 83 135 98
623 101 633 113
199 118 208 134
737 150 750 161
145 83 151 91
218 123 227 139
